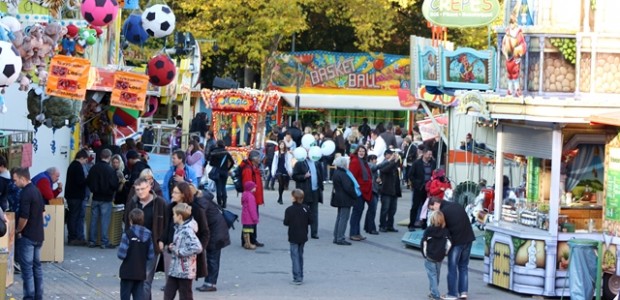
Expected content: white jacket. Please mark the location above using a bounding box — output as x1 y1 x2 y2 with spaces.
271 151 293 177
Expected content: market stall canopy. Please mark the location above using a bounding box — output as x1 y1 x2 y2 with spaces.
588 111 620 127
280 93 407 111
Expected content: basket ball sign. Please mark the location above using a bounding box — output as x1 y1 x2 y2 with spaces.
111 71 149 111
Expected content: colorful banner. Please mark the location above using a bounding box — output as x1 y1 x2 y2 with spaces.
267 51 410 96
45 55 91 101
110 71 149 111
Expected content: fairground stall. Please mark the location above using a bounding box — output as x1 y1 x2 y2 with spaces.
200 88 279 163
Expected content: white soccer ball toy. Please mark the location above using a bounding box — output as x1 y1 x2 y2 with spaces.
301 134 315 149
308 146 322 162
0 41 21 87
321 140 336 156
141 4 176 38
0 16 20 32
293 147 307 161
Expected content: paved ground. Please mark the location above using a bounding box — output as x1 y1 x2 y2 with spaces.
5 187 536 300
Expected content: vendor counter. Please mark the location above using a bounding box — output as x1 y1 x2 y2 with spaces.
483 221 609 297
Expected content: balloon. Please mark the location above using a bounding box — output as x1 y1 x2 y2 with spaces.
301 134 315 149
293 147 308 161
308 146 322 162
321 140 336 156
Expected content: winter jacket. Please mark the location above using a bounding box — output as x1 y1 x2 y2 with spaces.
162 165 197 203
440 201 475 246
118 224 154 280
123 193 167 255
168 219 203 280
186 150 205 178
348 155 372 201
369 162 381 195
208 146 234 171
241 181 259 225
292 159 324 204
264 140 278 169
422 225 452 262
409 158 437 191
127 160 150 188
427 177 451 199
200 192 230 251
86 161 120 202
65 160 87 200
32 171 61 203
330 168 357 208
190 196 210 278
284 202 312 244
271 152 293 177
378 159 401 197
240 160 264 205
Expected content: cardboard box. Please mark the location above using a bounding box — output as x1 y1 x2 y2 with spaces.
40 205 65 262
0 212 15 287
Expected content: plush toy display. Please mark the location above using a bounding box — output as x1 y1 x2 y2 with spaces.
59 24 79 56
81 0 120 27
141 4 176 38
122 14 149 45
147 54 176 86
0 41 22 87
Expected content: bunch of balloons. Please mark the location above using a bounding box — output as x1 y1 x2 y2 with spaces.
293 133 336 161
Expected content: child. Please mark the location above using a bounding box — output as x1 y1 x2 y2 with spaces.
241 181 259 250
118 208 154 300
163 203 203 300
283 189 312 285
421 210 452 300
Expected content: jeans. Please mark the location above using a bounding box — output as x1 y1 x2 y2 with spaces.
143 253 159 300
205 248 221 286
333 207 351 242
410 189 427 227
349 196 365 237
425 259 442 298
215 175 228 207
379 195 398 229
89 200 113 246
290 243 305 282
447 242 472 297
66 198 85 241
363 195 378 233
121 279 144 300
17 236 43 300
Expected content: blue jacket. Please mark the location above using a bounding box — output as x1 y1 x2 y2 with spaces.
162 165 197 203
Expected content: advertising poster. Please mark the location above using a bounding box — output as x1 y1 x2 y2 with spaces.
110 71 149 111
45 55 91 101
606 147 620 221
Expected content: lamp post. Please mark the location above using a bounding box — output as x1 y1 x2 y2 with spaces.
292 34 300 123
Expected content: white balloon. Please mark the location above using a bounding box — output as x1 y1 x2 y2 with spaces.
321 140 336 156
301 134 315 149
308 146 322 162
293 147 308 161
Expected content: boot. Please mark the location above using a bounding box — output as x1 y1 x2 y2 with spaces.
243 233 256 250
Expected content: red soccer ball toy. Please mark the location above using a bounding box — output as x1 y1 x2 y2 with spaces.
147 54 176 86
81 0 119 27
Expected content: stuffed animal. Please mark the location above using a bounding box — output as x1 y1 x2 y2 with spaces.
59 24 79 56
43 22 66 52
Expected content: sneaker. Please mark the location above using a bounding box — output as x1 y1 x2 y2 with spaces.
459 292 468 299
350 235 363 241
196 284 217 292
290 280 302 285
254 241 265 247
428 293 441 300
441 295 458 300
88 243 97 248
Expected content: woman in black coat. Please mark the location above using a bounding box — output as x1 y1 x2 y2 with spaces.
331 157 358 245
208 140 234 208
195 190 230 292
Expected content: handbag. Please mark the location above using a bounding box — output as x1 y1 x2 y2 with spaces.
208 155 226 181
221 209 238 230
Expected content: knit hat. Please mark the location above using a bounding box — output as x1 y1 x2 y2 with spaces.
249 150 261 160
244 181 256 191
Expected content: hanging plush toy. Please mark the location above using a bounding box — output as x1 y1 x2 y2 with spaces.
141 4 176 38
59 24 79 56
76 28 97 56
81 0 120 27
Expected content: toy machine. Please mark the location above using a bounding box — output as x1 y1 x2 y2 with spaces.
201 88 279 163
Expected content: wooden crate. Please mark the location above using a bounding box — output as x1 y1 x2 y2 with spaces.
41 205 65 262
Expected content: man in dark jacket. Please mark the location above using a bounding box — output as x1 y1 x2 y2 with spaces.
292 155 324 239
190 112 209 141
197 191 231 292
285 121 303 147
408 146 436 231
380 122 398 149
378 149 401 232
65 149 89 246
428 198 475 299
86 149 120 249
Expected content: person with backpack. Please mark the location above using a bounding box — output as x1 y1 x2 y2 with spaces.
207 140 234 208
239 150 265 247
421 209 452 300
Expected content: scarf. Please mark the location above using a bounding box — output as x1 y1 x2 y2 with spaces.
357 156 369 181
344 169 362 197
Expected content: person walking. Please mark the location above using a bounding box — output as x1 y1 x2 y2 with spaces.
241 181 259 250
347 146 372 241
186 140 205 183
284 189 312 285
264 136 278 190
330 157 358 246
162 150 198 203
408 146 436 231
13 167 45 300
239 150 265 247
65 149 89 246
271 141 292 205
428 198 475 300
207 140 234 208
86 149 120 249
123 177 167 300
118 208 154 300
291 150 323 239
163 203 203 300
422 210 452 300
378 149 402 233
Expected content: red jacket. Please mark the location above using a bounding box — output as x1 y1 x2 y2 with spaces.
240 160 264 206
348 155 373 201
35 177 61 203
427 178 451 199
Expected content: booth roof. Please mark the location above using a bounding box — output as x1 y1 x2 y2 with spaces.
588 111 620 127
280 93 409 111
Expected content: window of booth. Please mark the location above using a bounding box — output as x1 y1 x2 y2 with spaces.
213 113 257 148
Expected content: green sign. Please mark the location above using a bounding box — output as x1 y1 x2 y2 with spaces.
606 148 620 221
422 0 501 28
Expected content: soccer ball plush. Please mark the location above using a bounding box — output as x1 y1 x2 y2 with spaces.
81 0 119 27
147 54 176 86
122 14 149 45
141 4 176 38
0 41 21 87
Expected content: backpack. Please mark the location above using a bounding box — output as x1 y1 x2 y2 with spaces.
231 161 248 193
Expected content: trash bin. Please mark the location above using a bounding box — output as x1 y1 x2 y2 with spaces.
568 239 600 300
85 204 125 246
